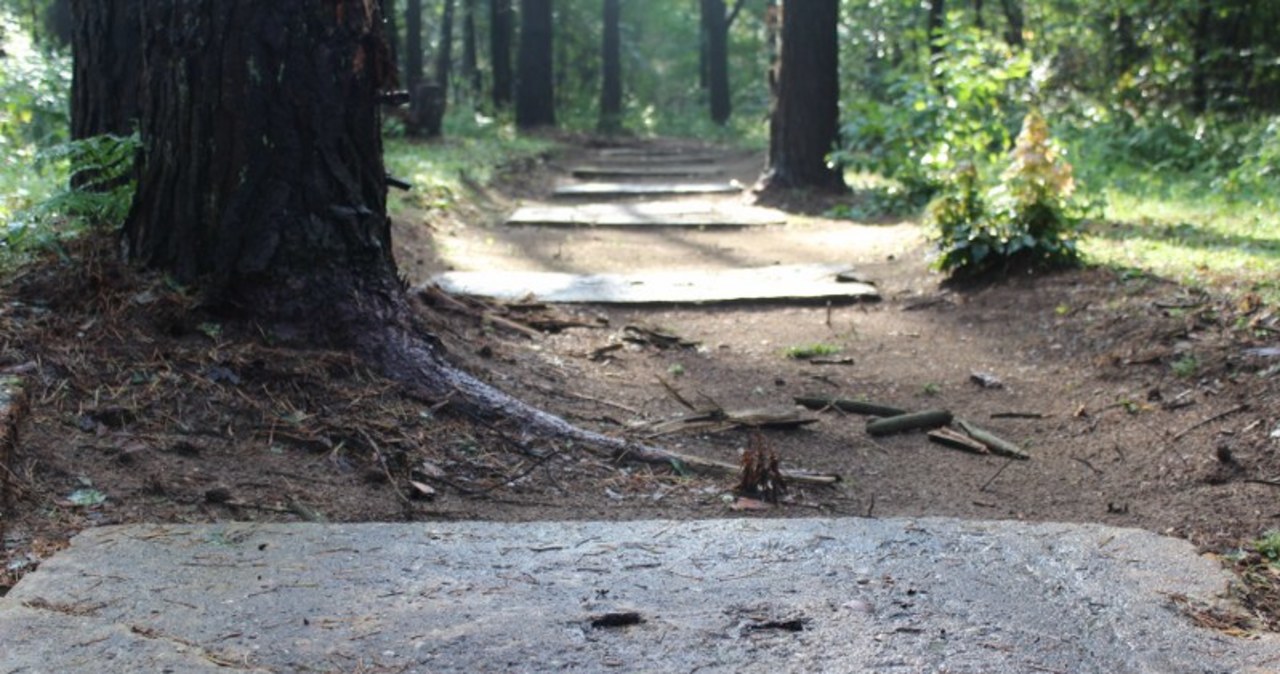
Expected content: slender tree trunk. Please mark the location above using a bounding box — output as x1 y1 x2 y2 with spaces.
598 0 622 133
702 0 730 125
973 0 984 30
436 0 457 102
516 0 555 129
490 0 514 109
405 0 424 91
384 0 401 79
1191 0 1211 113
69 0 142 139
927 0 945 63
462 0 481 98
760 0 844 192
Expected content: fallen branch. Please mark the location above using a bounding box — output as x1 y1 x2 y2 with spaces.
634 407 819 436
866 409 953 436
955 418 1029 460
1171 403 1249 441
794 396 906 418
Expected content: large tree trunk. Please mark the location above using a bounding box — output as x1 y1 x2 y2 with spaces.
515 0 555 129
490 0 514 109
125 0 399 333
701 0 730 125
597 0 622 133
69 0 141 139
759 0 844 192
123 0 781 485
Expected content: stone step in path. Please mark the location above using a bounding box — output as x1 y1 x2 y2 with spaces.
427 263 879 305
2 518 1274 673
505 201 785 228
569 164 725 180
552 180 743 199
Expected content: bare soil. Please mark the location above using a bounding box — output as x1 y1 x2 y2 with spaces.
3 137 1280 607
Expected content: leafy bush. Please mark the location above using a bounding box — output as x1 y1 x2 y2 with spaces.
932 109 1086 276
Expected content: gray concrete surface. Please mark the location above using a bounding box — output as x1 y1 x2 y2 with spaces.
2 517 1276 673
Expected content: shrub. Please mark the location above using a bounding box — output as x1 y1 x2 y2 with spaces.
932 108 1086 277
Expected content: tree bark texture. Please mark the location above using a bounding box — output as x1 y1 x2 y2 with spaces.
126 0 400 336
597 0 622 133
490 0 514 108
516 0 555 129
761 0 844 192
69 0 142 139
701 0 730 125
435 0 456 99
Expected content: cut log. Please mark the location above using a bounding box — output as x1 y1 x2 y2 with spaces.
569 165 724 179
866 409 953 436
955 418 1030 460
794 396 906 418
553 181 742 198
505 202 784 228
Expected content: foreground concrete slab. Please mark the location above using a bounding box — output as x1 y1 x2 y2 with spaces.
2 518 1275 673
506 201 786 228
426 263 880 304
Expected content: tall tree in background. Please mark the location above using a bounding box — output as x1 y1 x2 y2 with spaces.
461 0 481 98
700 0 730 125
405 0 424 91
68 0 141 139
760 0 844 191
515 0 555 129
598 0 622 133
383 0 401 77
926 0 945 63
490 0 514 109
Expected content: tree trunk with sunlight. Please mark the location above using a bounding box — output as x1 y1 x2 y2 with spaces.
759 0 844 192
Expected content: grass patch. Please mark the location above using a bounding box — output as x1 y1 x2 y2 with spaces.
784 343 842 360
1078 173 1280 303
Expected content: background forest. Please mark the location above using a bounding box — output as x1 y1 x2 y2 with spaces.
0 0 1277 296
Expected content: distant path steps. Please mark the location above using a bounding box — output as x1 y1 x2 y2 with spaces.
425 263 880 305
506 201 785 228
569 165 724 180
553 181 742 198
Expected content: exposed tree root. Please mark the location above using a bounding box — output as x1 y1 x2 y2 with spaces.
363 322 840 486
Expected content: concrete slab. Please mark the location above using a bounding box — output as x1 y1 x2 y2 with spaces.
553 181 742 198
506 201 786 228
425 263 880 304
2 518 1275 673
569 165 725 180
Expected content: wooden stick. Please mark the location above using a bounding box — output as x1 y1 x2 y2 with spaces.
794 396 906 418
866 409 953 436
955 418 1029 460
928 427 990 455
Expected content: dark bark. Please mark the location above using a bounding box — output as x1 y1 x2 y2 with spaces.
69 0 142 139
998 0 1023 48
405 0 425 90
973 0 984 30
760 0 844 192
126 0 399 326
515 0 555 129
598 0 622 133
44 0 74 46
490 0 514 108
701 0 730 125
462 0 481 98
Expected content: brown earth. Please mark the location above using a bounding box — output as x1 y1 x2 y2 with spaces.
3 137 1280 608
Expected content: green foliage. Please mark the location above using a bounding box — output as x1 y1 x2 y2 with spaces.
1255 531 1280 566
932 109 1086 276
7 132 140 251
835 19 1031 206
784 343 841 360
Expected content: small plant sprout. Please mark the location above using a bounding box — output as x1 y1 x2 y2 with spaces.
1172 355 1199 378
